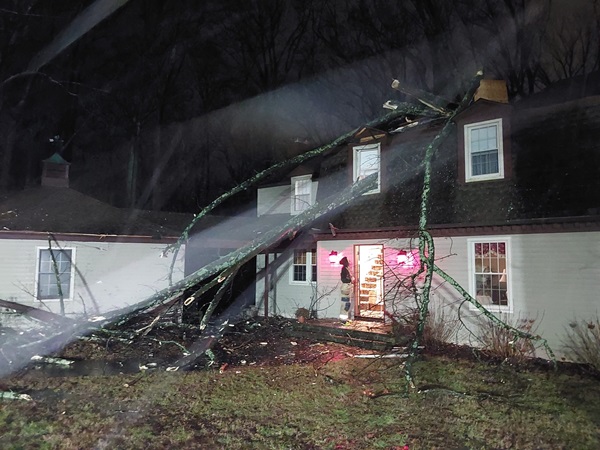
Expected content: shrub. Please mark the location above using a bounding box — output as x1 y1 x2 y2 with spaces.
294 307 311 322
392 303 461 348
477 314 538 363
562 317 600 372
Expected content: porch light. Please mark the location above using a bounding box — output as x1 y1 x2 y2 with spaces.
397 250 408 265
397 250 418 268
328 251 338 264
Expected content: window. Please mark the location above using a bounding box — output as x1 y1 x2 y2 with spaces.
469 239 510 311
291 175 312 214
464 119 504 182
37 248 74 300
353 143 380 194
291 249 317 283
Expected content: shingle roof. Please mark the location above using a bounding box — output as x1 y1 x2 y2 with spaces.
313 86 600 232
0 187 192 237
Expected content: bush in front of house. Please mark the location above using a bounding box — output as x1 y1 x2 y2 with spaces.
391 303 461 350
477 314 539 364
562 316 600 372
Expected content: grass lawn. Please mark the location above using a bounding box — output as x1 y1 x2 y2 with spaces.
1 355 599 449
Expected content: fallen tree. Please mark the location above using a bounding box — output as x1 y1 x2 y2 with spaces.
0 71 555 384
0 298 76 327
0 172 378 376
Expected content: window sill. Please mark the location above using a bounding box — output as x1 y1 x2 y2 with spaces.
37 298 73 302
289 281 316 286
470 296 512 314
465 173 504 183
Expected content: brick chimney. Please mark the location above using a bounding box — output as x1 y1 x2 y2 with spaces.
41 153 70 187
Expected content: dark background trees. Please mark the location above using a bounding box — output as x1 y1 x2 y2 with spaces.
0 0 597 213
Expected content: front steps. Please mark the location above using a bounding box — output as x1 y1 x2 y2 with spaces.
285 321 408 351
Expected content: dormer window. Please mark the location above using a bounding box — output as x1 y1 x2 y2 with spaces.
353 143 380 194
291 175 313 214
464 118 504 182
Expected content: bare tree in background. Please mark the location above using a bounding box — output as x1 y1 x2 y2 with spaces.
470 0 552 98
541 1 600 83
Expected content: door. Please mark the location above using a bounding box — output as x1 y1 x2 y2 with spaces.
354 244 384 320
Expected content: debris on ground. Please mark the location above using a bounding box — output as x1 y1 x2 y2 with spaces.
1 317 380 374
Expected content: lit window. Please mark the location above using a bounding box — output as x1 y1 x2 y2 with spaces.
37 248 74 300
464 119 504 182
469 239 510 311
291 249 317 283
291 175 312 214
353 143 380 194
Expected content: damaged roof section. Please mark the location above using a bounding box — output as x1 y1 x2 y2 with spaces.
312 77 600 232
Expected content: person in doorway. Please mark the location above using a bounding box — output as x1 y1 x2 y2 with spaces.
339 256 353 323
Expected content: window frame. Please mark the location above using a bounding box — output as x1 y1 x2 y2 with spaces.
353 143 381 194
290 175 313 215
467 237 512 313
35 247 76 301
290 249 317 285
464 118 504 182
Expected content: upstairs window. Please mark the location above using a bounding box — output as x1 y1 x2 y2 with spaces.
291 175 313 214
37 248 74 300
353 143 380 194
291 249 317 284
464 119 504 182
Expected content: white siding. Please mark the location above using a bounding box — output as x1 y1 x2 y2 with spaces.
255 251 314 317
425 232 600 357
0 238 185 321
257 231 600 359
257 185 290 216
256 239 393 319
257 181 318 217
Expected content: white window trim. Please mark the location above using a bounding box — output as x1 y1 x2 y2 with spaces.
289 249 317 285
467 237 512 313
35 246 76 302
464 118 504 182
290 175 314 215
353 143 381 194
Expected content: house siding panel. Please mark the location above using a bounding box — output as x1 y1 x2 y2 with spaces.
256 252 311 317
257 231 599 358
429 232 600 356
0 239 185 321
257 185 290 216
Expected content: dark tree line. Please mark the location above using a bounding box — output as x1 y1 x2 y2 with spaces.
0 0 598 212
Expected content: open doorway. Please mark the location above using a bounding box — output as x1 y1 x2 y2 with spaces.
354 244 384 321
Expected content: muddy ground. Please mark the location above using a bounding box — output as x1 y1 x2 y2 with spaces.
1 316 591 378
49 318 374 370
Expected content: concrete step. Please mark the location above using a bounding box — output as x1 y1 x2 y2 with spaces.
286 321 408 351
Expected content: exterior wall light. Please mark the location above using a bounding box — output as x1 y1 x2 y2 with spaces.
397 250 408 265
397 250 418 267
329 251 338 264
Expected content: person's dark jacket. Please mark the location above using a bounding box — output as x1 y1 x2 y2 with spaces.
341 267 352 283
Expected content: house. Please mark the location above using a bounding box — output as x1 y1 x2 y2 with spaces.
0 154 188 327
254 76 600 356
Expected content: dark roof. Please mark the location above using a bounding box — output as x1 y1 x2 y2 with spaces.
516 71 600 109
0 187 192 237
314 85 600 231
